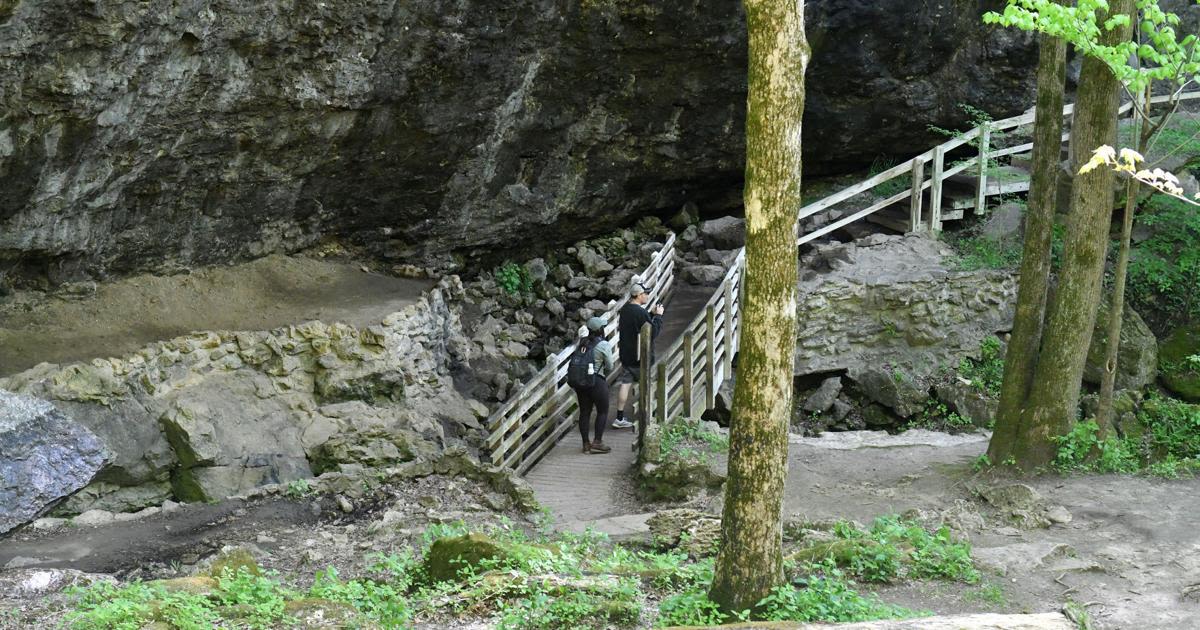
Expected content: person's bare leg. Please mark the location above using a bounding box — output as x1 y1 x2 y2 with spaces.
616 383 632 414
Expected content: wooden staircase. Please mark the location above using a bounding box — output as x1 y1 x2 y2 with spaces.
482 90 1200 476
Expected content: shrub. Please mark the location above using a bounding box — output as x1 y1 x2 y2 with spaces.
958 335 1005 397
1127 194 1200 330
758 563 913 623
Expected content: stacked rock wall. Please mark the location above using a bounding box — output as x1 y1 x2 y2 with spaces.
0 278 479 512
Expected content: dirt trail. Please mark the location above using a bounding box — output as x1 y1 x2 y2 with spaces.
781 432 1200 630
0 255 432 376
0 500 322 574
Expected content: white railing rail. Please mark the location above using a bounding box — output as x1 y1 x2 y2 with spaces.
483 234 677 474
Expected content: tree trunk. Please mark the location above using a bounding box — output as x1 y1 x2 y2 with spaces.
1009 0 1134 470
1096 86 1152 435
988 26 1067 465
709 0 806 613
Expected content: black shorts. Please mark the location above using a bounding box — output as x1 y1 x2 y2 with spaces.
618 365 640 384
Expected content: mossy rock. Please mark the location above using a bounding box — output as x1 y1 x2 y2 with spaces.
596 598 640 624
424 533 513 583
786 538 884 566
205 548 261 578
284 598 370 628
148 576 218 596
1160 323 1200 401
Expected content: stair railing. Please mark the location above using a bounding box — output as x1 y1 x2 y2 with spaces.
487 90 1200 475
483 234 676 474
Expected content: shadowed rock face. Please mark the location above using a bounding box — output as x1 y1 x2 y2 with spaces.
0 0 1035 284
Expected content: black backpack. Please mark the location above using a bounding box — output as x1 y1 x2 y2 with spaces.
567 339 599 388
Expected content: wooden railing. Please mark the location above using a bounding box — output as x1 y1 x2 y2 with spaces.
796 90 1200 240
484 234 677 474
485 90 1200 475
635 250 745 445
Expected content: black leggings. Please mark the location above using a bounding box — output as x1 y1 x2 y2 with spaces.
573 379 610 443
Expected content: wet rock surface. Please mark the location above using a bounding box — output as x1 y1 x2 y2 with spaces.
0 391 108 534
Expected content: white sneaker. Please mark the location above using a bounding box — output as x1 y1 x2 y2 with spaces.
611 418 635 429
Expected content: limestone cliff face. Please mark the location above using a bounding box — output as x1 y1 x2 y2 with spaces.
0 1 1034 284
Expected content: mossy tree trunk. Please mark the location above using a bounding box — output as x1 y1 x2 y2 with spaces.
988 24 1067 465
1097 84 1152 435
709 0 806 613
1007 0 1134 470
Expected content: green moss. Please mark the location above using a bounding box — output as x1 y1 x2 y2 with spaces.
423 533 511 583
169 467 207 503
1160 323 1200 401
207 549 261 579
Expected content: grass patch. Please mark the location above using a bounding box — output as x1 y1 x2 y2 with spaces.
868 156 913 199
660 419 728 462
63 516 942 630
948 233 1022 271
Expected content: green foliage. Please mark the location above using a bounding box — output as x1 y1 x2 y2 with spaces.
214 567 295 628
1053 420 1141 474
308 567 412 627
965 582 1008 607
758 562 914 623
284 478 313 498
656 590 731 627
908 400 974 433
861 517 980 584
868 156 912 199
985 1 1200 95
66 581 212 630
1055 397 1200 475
1127 194 1200 328
496 261 534 295
949 233 1022 271
1140 395 1200 460
958 336 1005 397
660 419 729 464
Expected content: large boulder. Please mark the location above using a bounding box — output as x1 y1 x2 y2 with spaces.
1159 322 1200 401
0 1 1035 284
699 217 746 250
794 235 1018 388
0 391 108 534
1083 295 1158 392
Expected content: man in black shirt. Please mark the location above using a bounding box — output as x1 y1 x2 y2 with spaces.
611 282 664 429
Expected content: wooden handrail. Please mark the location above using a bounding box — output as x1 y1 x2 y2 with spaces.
493 88 1200 474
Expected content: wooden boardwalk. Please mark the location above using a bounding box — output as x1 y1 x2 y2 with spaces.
526 284 712 531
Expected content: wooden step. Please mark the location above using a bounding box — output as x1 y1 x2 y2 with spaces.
866 204 965 233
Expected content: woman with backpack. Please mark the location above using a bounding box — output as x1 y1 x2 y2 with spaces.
567 316 615 454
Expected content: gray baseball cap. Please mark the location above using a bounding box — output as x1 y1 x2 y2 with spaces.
586 316 607 332
630 282 649 297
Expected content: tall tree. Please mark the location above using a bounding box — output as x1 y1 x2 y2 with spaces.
1009 0 1135 468
989 20 1069 464
984 0 1200 469
709 0 807 613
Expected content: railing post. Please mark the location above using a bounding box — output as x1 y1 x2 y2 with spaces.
930 144 945 233
976 123 991 216
656 362 668 425
909 157 925 233
705 305 717 410
722 281 735 377
638 322 653 445
683 330 695 420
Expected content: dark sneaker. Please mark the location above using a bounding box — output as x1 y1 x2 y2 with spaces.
582 441 591 454
588 441 612 454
